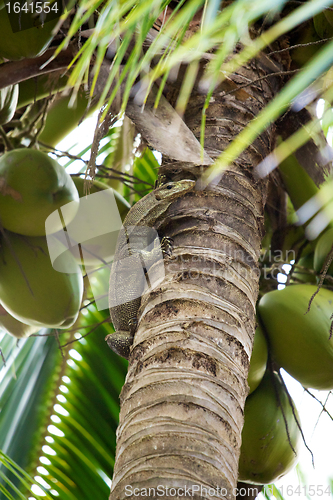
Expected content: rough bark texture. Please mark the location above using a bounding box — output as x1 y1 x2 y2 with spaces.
110 52 282 500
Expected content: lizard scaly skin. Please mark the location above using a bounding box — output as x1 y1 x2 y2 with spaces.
106 179 196 359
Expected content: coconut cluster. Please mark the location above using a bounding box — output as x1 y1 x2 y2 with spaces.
0 148 132 339
239 279 333 485
0 149 84 337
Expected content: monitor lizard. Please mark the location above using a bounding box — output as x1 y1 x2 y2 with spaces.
106 179 196 359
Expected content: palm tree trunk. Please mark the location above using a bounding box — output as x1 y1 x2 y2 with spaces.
110 55 282 500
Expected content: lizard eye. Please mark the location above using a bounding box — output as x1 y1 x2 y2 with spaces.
166 185 172 190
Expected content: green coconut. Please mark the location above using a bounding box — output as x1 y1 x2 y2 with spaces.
0 232 83 328
0 303 40 338
239 372 301 484
0 149 79 236
38 90 93 148
247 324 268 394
258 284 333 390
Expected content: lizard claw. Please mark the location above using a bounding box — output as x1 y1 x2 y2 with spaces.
128 317 138 334
161 236 174 257
154 174 168 189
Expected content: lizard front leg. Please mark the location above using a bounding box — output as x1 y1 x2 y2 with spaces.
160 236 173 257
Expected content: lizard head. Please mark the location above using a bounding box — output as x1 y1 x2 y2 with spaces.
154 180 196 201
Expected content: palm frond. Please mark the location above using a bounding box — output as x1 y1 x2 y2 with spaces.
25 308 127 500
0 334 60 499
201 38 333 185
55 0 333 186
0 449 54 500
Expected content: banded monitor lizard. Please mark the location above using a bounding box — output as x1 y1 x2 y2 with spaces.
106 179 196 359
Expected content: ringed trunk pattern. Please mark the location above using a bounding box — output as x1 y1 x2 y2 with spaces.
110 53 282 499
